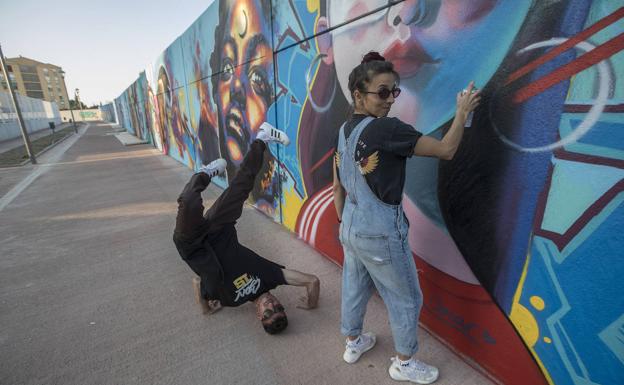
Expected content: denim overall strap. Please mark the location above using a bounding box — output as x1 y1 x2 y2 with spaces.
337 121 346 166
338 116 374 205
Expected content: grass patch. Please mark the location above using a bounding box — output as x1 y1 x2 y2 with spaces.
0 126 77 167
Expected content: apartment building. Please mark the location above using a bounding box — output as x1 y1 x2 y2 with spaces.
0 56 70 110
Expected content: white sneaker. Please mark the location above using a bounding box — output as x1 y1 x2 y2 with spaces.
198 158 226 178
389 357 439 384
343 332 376 364
257 122 290 146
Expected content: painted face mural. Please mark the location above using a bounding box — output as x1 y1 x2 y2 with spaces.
293 0 530 282
156 45 199 169
146 74 164 153
143 80 156 147
156 66 171 155
210 0 277 214
329 0 529 132
322 1 532 285
294 0 530 253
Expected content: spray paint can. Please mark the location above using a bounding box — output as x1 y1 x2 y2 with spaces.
461 88 477 128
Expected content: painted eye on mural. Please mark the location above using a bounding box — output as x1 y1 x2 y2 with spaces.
385 0 439 28
249 66 270 101
221 60 235 82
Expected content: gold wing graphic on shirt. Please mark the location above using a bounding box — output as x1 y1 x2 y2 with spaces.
358 151 379 175
335 151 341 168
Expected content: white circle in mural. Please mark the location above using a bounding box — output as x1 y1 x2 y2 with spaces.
491 38 610 153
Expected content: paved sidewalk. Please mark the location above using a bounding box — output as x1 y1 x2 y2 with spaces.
0 121 495 385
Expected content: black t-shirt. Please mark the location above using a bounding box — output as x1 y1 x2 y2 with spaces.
335 114 422 204
204 226 287 307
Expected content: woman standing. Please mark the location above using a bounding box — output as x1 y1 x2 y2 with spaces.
333 51 480 384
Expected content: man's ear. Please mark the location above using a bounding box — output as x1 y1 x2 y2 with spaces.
315 16 333 66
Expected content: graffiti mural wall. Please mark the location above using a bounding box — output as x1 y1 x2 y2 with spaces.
110 1 624 384
100 102 115 123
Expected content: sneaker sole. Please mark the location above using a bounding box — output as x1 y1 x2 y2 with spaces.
343 334 376 364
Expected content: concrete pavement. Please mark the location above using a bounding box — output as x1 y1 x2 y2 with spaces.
0 121 495 385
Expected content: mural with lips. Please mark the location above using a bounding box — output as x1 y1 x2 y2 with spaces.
103 1 624 384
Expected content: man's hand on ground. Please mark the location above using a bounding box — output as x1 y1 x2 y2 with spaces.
296 276 320 310
193 276 222 315
204 300 222 315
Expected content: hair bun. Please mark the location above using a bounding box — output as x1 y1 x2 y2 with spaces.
361 51 385 64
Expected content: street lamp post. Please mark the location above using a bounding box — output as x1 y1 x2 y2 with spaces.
75 88 83 122
0 43 36 164
59 70 77 133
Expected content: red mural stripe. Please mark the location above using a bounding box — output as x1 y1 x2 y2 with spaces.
506 7 624 85
512 32 624 104
532 166 555 233
299 186 333 240
309 147 336 174
304 188 333 241
564 103 624 112
309 193 336 247
554 148 624 169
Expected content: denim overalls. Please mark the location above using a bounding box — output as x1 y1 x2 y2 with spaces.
337 116 423 356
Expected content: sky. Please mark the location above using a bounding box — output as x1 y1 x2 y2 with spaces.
0 0 214 106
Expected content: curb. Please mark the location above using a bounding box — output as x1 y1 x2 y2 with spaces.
18 130 77 167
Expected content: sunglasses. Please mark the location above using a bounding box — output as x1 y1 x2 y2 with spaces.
262 304 285 321
363 87 401 100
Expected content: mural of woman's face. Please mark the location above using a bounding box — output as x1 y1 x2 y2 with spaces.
329 0 530 133
216 0 272 167
156 72 172 140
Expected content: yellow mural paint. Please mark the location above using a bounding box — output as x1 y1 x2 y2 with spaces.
227 138 242 162
307 0 320 13
530 296 545 311
509 302 539 347
544 337 552 344
509 246 555 385
282 185 305 231
187 83 198 132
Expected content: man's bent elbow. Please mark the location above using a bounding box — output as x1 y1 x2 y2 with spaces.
309 275 320 287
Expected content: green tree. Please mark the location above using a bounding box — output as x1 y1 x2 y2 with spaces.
69 99 87 110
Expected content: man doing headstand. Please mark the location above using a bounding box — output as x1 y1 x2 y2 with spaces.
173 123 320 334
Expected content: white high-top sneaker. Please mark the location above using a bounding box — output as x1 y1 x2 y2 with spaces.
343 332 376 364
198 158 226 178
257 122 290 146
389 356 439 384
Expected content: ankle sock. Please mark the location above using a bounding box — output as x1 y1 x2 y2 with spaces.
399 357 412 367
